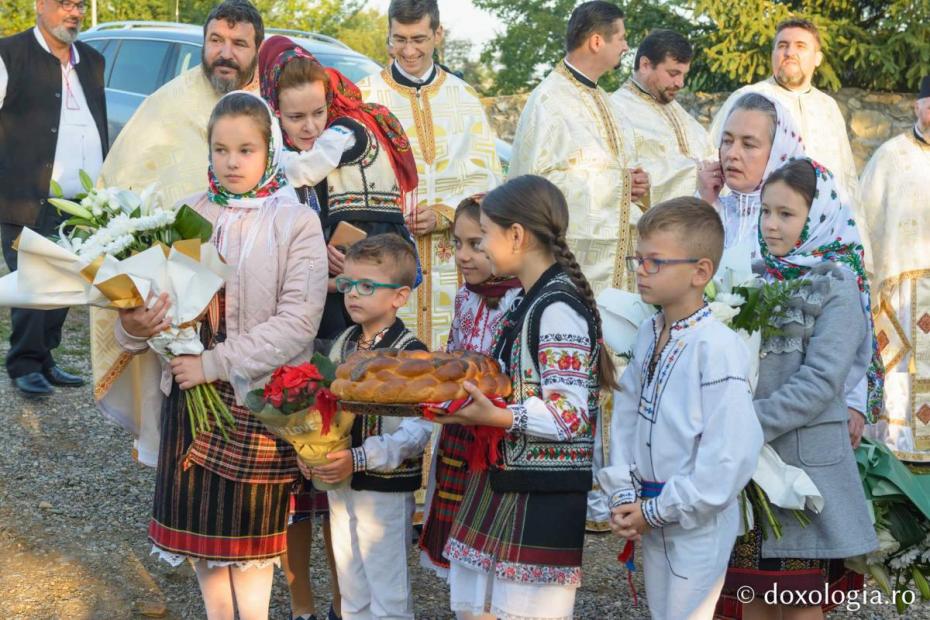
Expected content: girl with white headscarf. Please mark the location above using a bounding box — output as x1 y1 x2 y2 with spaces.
114 90 328 619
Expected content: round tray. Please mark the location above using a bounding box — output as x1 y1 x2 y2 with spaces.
338 401 425 417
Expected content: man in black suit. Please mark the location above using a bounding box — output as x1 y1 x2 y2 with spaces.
0 0 108 397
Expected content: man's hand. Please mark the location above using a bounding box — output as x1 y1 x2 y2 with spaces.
630 167 650 201
405 207 438 236
169 355 206 390
312 449 354 484
848 408 866 449
327 245 346 277
118 292 171 338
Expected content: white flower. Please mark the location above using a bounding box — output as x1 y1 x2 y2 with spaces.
708 300 740 324
715 291 746 307
889 547 921 571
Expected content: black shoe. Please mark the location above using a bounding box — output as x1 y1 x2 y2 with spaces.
43 366 85 387
14 372 54 397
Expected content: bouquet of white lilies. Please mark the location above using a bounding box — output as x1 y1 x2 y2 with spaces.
0 172 234 438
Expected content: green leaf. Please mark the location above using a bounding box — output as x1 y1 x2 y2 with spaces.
884 502 925 549
172 204 213 242
79 169 94 194
311 352 338 383
48 197 93 220
64 216 96 228
50 179 64 198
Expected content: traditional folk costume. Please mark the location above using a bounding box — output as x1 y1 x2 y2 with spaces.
419 279 522 578
596 304 762 620
93 68 259 465
357 62 502 351
718 159 880 618
612 78 715 206
326 318 431 620
259 36 420 341
509 60 642 532
860 112 930 460
710 77 860 204
444 265 600 620
113 91 329 567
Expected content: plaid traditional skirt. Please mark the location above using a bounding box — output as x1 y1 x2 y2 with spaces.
715 518 864 618
149 383 293 562
290 478 330 524
419 424 472 568
445 471 587 586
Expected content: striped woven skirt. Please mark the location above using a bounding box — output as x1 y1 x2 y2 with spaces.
419 423 472 568
715 517 864 618
149 384 292 563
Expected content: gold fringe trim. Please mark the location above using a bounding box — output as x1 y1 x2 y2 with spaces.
93 350 135 401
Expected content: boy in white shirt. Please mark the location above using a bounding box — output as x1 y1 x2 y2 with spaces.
597 197 763 620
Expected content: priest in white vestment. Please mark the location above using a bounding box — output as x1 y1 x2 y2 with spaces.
93 13 262 465
709 19 859 203
357 3 501 353
509 3 650 532
612 29 714 206
863 77 930 461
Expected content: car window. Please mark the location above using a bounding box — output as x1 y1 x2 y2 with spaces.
312 53 381 83
83 38 118 83
172 43 201 78
109 39 171 96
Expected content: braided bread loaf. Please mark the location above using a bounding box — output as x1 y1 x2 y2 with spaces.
331 349 512 404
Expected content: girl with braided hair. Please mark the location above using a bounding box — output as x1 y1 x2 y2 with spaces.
434 175 612 620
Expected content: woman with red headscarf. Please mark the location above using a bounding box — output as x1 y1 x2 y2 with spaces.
259 35 420 344
259 35 422 620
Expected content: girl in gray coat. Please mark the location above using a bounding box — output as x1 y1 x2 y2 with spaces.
719 157 882 620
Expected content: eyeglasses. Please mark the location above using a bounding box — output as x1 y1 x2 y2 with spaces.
334 276 403 296
625 256 700 274
54 0 87 12
389 34 433 49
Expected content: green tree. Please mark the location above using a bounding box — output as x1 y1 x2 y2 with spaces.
472 0 699 95
477 0 927 95
1 0 36 37
694 0 927 91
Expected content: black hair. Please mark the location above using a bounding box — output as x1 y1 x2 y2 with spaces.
480 175 617 391
634 29 693 71
388 0 440 31
762 159 817 209
204 0 264 49
565 1 625 53
207 92 272 150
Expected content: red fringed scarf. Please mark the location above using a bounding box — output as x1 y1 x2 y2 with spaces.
258 36 418 207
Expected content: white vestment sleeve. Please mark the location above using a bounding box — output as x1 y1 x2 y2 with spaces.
645 340 762 530
283 125 356 188
354 416 432 473
507 302 593 442
596 350 643 507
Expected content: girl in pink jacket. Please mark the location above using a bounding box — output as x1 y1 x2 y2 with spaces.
115 90 328 620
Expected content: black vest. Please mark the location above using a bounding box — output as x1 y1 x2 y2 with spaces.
0 29 108 226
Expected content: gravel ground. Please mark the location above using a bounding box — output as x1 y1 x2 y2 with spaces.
0 305 928 619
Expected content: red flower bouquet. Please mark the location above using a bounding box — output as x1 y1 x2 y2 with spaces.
246 353 354 490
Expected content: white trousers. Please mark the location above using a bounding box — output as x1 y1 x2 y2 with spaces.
328 487 415 620
641 505 739 620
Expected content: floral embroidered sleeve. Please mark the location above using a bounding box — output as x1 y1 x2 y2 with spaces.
507 302 593 442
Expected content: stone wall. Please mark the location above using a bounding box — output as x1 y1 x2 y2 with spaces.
481 88 917 172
